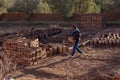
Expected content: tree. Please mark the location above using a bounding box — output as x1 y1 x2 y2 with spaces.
110 0 120 13
73 0 101 14
0 0 14 13
8 0 40 14
8 0 52 14
47 0 75 18
35 0 52 13
94 0 112 13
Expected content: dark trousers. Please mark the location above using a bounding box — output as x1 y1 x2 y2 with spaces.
71 39 82 56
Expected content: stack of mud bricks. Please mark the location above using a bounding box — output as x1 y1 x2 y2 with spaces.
44 44 69 57
2 37 41 65
90 33 120 46
2 37 70 66
80 15 102 28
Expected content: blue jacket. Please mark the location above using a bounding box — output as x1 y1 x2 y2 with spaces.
72 28 80 41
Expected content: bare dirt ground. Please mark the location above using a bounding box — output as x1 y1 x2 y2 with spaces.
11 47 120 80
0 25 120 80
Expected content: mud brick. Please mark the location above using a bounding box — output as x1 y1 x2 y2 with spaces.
111 39 114 46
30 62 38 66
3 50 12 55
30 49 37 54
31 57 38 62
38 51 45 57
38 49 47 59
41 53 47 59
17 43 28 48
7 47 17 51
112 39 117 45
52 46 57 55
113 33 117 39
101 39 105 45
62 45 68 54
25 52 37 58
94 38 99 45
4 46 14 50
10 42 18 48
2 42 11 49
98 40 102 46
39 51 47 59
116 33 120 39
59 45 63 54
8 50 18 56
48 47 53 56
29 38 39 48
108 39 112 45
2 41 8 46
55 46 59 54
89 40 94 45
17 48 25 52
21 48 34 54
104 39 109 45
116 39 120 45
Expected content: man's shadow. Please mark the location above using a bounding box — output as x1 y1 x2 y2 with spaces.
14 55 80 79
34 55 80 70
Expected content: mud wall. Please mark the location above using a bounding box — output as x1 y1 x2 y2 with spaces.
0 13 119 28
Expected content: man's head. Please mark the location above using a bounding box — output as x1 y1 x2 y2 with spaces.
72 25 77 31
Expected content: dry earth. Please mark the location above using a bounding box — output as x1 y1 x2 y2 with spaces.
12 47 120 80
0 25 120 80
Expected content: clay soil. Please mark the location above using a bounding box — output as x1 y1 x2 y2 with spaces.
12 47 120 80
0 25 120 80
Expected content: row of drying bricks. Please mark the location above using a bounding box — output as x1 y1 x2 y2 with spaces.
90 33 120 46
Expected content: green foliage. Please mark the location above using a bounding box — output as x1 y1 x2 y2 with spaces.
110 0 120 13
35 0 52 13
0 0 14 13
80 0 100 14
94 0 112 13
8 0 53 14
8 0 40 14
47 0 75 17
58 0 75 17
0 0 119 15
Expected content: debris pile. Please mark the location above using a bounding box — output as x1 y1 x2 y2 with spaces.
90 33 120 46
25 26 63 40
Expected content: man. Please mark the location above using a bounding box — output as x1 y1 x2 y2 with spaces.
71 25 82 57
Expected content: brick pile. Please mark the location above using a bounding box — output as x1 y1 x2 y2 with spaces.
90 33 120 46
2 37 40 65
80 15 102 28
45 44 68 56
2 37 69 66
